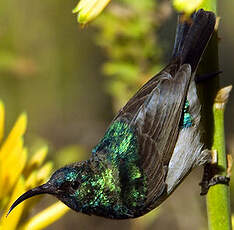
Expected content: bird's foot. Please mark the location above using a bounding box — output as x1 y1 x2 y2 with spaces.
200 176 230 196
199 150 232 196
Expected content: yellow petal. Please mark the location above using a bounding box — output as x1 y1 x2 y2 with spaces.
8 147 27 191
0 113 27 194
0 113 27 160
25 146 48 175
73 0 111 24
25 171 37 189
0 100 5 143
25 162 53 190
0 176 26 230
36 162 53 184
0 139 27 198
173 0 204 14
0 196 10 211
20 202 69 230
73 0 95 13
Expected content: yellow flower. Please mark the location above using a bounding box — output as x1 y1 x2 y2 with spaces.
0 101 69 230
173 0 204 14
73 0 111 25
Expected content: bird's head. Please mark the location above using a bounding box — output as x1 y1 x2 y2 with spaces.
7 163 90 215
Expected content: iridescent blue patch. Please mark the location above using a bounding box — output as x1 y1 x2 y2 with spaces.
182 100 192 128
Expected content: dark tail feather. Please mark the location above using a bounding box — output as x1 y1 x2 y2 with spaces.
172 9 216 72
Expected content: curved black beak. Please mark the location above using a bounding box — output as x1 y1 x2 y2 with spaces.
7 183 54 217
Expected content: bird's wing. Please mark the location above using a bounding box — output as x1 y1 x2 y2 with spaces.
116 63 192 164
115 64 192 206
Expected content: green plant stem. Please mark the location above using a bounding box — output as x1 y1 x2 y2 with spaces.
198 1 232 229
206 90 232 230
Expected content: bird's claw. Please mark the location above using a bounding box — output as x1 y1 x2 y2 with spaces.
199 150 232 196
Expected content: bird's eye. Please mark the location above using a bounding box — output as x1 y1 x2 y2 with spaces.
58 181 70 190
71 181 80 190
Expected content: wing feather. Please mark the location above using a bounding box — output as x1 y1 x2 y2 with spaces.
115 64 192 206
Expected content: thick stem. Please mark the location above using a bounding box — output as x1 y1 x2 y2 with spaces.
206 87 232 230
198 1 232 229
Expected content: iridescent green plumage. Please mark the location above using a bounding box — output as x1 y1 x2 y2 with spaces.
92 121 139 166
92 121 147 212
62 120 148 218
8 9 217 219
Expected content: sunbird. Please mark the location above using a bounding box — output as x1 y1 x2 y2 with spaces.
8 9 229 219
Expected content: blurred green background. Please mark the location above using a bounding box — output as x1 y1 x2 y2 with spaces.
0 0 233 229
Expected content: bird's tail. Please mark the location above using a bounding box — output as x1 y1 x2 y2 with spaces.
172 9 216 72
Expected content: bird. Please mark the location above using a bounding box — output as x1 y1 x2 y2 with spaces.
8 9 222 219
